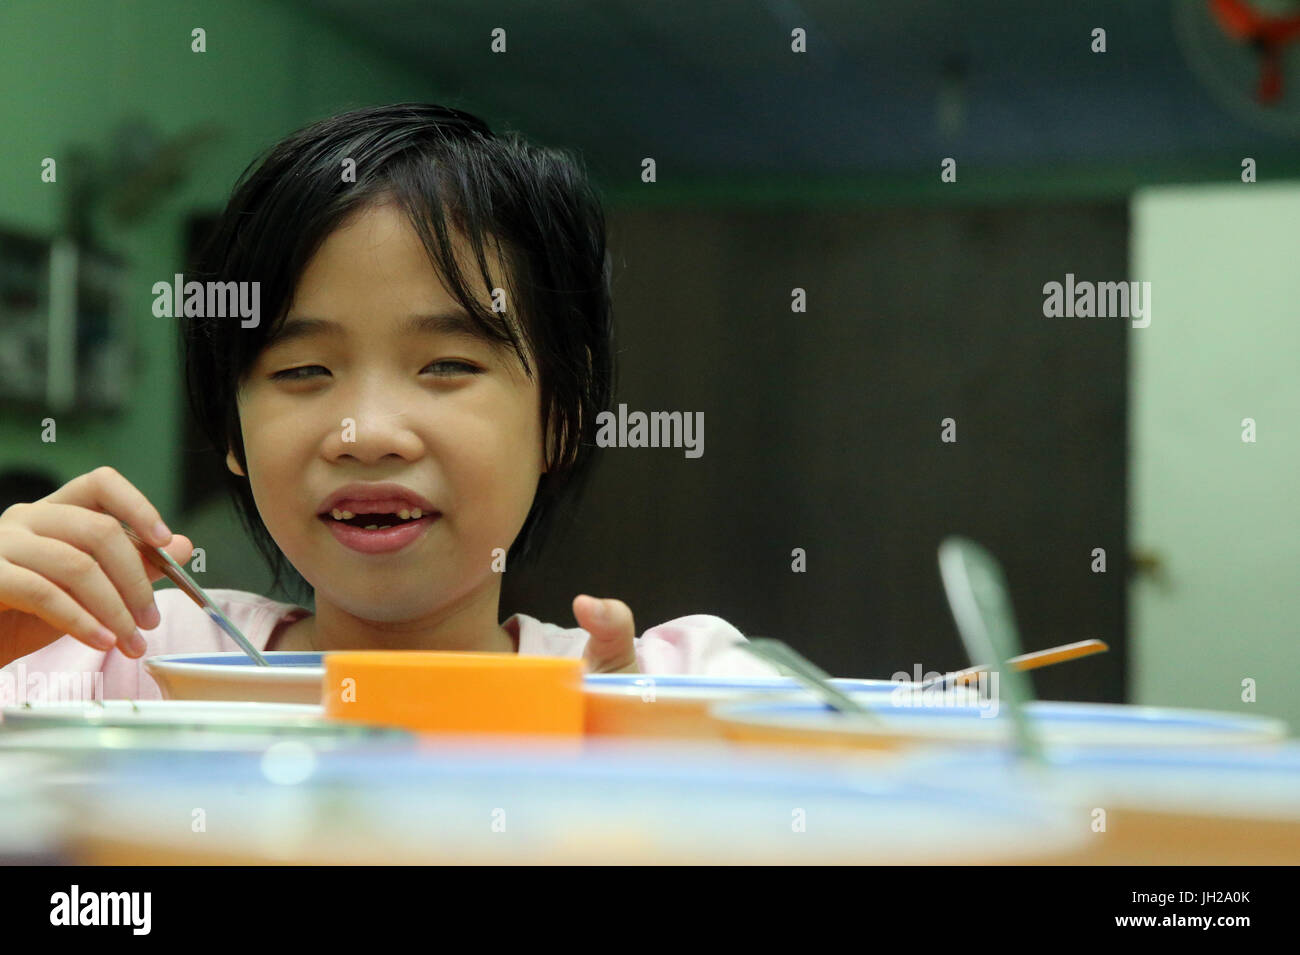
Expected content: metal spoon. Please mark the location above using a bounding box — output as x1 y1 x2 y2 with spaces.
937 536 1042 763
736 638 877 718
122 523 271 667
919 639 1110 691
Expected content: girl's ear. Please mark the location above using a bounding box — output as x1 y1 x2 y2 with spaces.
541 412 556 475
225 450 246 477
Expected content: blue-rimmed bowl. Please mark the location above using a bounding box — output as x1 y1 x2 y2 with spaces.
145 651 326 703
59 737 1090 865
712 698 1288 753
582 673 980 739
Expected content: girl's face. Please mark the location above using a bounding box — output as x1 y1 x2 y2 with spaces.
230 201 546 623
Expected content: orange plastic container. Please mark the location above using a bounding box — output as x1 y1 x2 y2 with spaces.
323 651 583 738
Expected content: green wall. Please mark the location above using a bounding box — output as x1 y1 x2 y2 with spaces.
0 0 441 523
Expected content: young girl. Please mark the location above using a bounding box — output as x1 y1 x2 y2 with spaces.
0 103 778 700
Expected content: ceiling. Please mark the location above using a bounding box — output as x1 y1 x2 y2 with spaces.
290 0 1300 184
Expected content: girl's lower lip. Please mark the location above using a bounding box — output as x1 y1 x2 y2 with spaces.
320 515 438 554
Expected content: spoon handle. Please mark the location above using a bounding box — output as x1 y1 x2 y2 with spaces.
122 523 271 667
737 638 876 718
929 638 1110 688
938 536 1042 763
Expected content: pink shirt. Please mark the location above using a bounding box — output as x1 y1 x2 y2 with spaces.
1 588 780 701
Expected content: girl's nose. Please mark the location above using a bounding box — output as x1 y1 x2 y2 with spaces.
322 410 424 464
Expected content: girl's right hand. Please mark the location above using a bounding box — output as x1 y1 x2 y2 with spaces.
0 466 193 663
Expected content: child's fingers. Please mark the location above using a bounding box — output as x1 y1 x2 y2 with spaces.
0 549 133 654
574 595 639 674
42 465 173 547
0 466 176 660
4 504 162 630
0 530 147 647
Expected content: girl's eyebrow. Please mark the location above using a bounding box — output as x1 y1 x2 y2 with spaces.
269 308 494 348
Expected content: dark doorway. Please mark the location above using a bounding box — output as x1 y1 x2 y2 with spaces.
502 201 1129 703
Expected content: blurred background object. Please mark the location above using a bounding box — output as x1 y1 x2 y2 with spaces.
1 0 1296 729
0 466 60 511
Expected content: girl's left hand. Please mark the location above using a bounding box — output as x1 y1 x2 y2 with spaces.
573 594 640 674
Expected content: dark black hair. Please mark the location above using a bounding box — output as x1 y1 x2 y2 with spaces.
182 103 614 601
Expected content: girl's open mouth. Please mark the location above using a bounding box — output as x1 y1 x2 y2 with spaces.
319 510 439 554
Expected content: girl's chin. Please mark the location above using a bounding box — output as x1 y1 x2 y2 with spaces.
311 571 464 614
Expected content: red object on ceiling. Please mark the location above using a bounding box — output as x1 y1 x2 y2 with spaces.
1210 0 1300 102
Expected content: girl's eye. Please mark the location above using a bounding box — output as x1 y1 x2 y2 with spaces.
424 360 482 376
271 365 328 381
269 361 481 381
